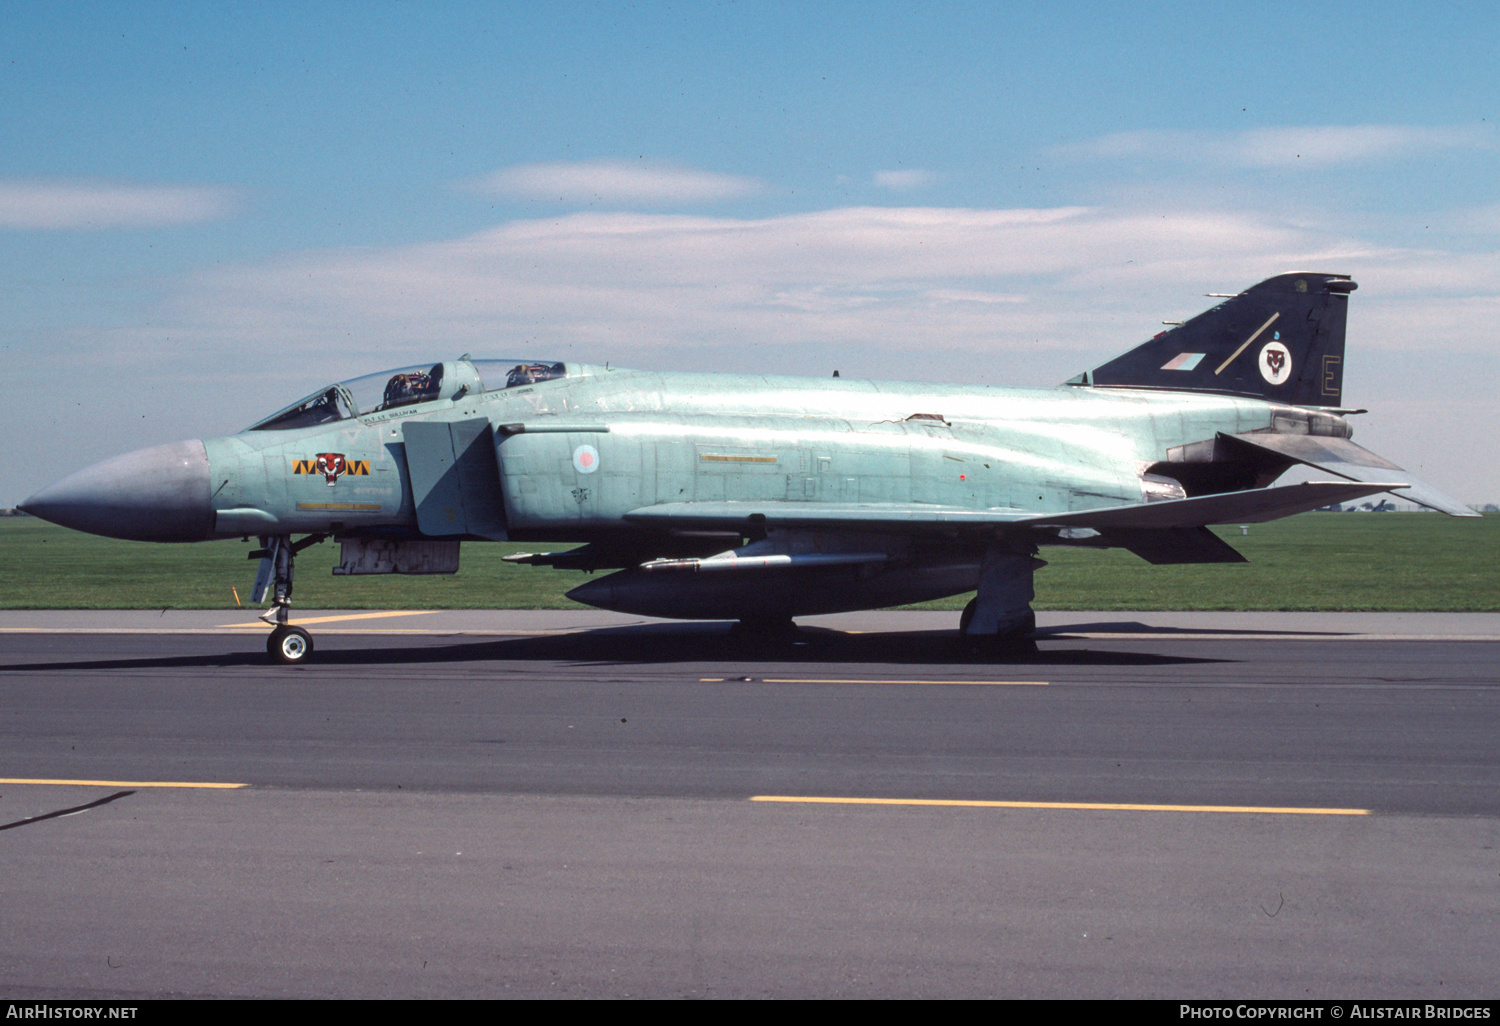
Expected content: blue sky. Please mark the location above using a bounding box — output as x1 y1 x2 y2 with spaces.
3 1 1498 503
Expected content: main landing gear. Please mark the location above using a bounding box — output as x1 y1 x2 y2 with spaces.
250 534 324 664
959 540 1045 658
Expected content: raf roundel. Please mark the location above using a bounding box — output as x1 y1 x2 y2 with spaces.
1258 341 1292 386
572 443 600 475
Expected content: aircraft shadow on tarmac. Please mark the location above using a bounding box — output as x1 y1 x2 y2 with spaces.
0 623 1229 673
1050 620 1353 639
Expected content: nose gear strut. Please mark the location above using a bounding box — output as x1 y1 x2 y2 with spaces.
249 534 325 663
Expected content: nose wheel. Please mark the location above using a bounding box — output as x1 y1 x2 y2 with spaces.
250 533 325 664
267 624 314 664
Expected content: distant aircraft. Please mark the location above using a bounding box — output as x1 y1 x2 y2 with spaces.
21 272 1475 662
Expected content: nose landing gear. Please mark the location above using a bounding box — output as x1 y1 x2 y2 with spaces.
250 534 325 664
267 624 314 664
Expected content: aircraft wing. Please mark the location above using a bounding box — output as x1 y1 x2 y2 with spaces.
623 501 1034 530
1018 480 1405 528
1225 433 1478 517
623 479 1405 534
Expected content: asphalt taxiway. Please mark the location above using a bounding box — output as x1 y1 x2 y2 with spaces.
1 610 1497 998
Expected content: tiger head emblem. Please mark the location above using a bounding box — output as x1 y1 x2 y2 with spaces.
314 452 347 486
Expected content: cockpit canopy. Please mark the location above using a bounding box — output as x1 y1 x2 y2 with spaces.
249 359 567 431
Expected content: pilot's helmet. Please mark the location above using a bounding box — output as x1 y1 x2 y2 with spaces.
382 374 408 404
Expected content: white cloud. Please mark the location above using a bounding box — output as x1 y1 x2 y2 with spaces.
873 169 937 190
142 203 1368 379
56 202 1481 399
468 160 763 205
1066 124 1497 169
0 180 239 229
925 289 1029 304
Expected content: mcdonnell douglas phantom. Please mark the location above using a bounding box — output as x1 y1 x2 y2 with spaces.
20 272 1476 662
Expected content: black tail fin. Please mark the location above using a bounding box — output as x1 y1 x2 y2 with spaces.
1077 272 1357 406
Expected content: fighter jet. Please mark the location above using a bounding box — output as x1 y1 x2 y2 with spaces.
20 272 1476 663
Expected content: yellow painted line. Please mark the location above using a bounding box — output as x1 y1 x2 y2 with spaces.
220 610 438 628
761 678 1048 686
264 628 550 635
751 795 1368 816
0 778 248 789
0 626 576 636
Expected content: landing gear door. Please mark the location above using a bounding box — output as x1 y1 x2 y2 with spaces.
402 418 508 539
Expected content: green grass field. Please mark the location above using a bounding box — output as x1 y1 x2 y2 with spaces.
0 513 1493 611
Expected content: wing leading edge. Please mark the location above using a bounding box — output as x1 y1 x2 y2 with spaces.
623 479 1407 534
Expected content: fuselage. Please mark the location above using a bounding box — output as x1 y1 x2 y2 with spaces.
199 363 1287 544
12 357 1356 623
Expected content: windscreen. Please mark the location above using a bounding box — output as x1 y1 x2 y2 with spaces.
248 386 353 431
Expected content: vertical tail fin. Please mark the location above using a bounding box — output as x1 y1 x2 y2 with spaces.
1078 273 1357 406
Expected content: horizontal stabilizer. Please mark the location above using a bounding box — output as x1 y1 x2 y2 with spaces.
1227 433 1477 517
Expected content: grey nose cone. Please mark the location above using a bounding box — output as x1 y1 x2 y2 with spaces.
19 439 213 542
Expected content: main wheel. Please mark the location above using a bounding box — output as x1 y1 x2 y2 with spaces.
957 603 1037 658
958 602 1034 638
267 625 313 664
958 598 978 635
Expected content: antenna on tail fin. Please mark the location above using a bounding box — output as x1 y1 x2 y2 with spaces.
1073 273 1357 407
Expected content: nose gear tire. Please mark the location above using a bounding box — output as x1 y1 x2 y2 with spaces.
268 625 313 664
